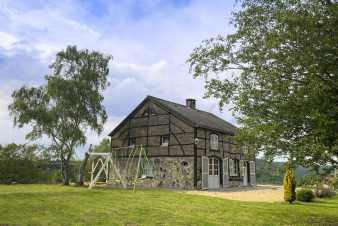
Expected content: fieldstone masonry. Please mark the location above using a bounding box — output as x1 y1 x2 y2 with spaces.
110 157 194 189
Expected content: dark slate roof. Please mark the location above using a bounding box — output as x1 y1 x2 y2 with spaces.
147 96 237 135
109 95 237 137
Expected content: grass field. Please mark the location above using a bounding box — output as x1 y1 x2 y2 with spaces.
0 185 337 226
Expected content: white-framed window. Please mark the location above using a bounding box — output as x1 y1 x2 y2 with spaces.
141 163 154 178
208 158 219 176
229 159 240 176
160 135 169 146
210 134 219 150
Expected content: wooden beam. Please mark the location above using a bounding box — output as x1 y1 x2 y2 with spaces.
116 154 195 158
193 128 197 188
170 132 186 155
204 129 207 156
146 104 150 148
170 120 186 133
168 112 171 156
132 113 168 119
111 132 194 141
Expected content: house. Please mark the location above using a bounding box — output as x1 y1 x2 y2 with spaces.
109 96 256 190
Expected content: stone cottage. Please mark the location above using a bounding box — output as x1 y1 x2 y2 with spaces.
109 96 256 189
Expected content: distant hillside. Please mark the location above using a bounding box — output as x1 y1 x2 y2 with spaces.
256 159 315 185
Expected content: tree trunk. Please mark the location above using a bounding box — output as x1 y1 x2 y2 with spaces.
63 159 70 185
62 150 73 185
78 145 92 186
60 155 66 184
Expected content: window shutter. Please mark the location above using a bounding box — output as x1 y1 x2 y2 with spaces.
202 156 209 189
229 159 234 176
249 161 256 186
239 160 244 177
223 158 229 188
243 161 248 186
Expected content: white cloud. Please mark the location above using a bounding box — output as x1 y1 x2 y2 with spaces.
0 32 19 51
0 0 238 157
0 87 30 145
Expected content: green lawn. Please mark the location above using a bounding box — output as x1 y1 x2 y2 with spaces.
0 185 337 226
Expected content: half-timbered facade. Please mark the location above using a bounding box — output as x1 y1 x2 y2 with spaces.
109 96 256 189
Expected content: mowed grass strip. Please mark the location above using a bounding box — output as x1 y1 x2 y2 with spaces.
0 185 337 226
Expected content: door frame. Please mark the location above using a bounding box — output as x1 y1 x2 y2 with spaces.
247 161 251 184
208 156 221 189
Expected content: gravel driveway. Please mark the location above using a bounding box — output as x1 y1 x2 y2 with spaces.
182 185 283 203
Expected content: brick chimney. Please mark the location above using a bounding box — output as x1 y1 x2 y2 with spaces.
186 98 196 109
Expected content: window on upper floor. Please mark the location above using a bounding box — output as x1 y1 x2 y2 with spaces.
160 135 169 146
210 134 219 150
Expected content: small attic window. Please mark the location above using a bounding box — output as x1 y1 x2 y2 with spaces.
150 107 156 116
160 135 169 146
142 110 149 117
128 137 136 147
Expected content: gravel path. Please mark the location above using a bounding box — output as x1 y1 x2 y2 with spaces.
182 185 284 203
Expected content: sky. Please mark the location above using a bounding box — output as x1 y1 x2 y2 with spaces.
0 0 238 157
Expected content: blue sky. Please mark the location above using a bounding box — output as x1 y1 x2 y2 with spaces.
0 0 237 156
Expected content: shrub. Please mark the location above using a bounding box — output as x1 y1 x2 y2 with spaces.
296 189 315 202
314 186 336 198
283 163 296 203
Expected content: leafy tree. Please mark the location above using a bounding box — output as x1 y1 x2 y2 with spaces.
9 46 111 185
92 138 111 153
283 163 296 203
0 143 40 161
0 143 42 184
187 0 338 168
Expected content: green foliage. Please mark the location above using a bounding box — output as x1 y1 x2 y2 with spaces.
256 159 317 185
0 144 38 184
187 0 338 169
9 46 112 185
298 170 337 191
296 189 315 202
0 143 54 184
256 159 285 185
92 138 110 153
315 185 336 198
284 163 296 203
0 143 86 184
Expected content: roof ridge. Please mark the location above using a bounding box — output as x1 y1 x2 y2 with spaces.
209 112 237 129
148 95 216 115
148 95 187 108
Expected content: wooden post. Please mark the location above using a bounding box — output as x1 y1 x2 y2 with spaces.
133 146 142 192
193 128 197 188
90 160 94 187
78 144 92 186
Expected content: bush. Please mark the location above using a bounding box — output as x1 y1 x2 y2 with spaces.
314 186 336 198
283 163 296 203
296 189 315 202
0 143 82 184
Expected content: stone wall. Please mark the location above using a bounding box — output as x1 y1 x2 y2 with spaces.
110 157 194 190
